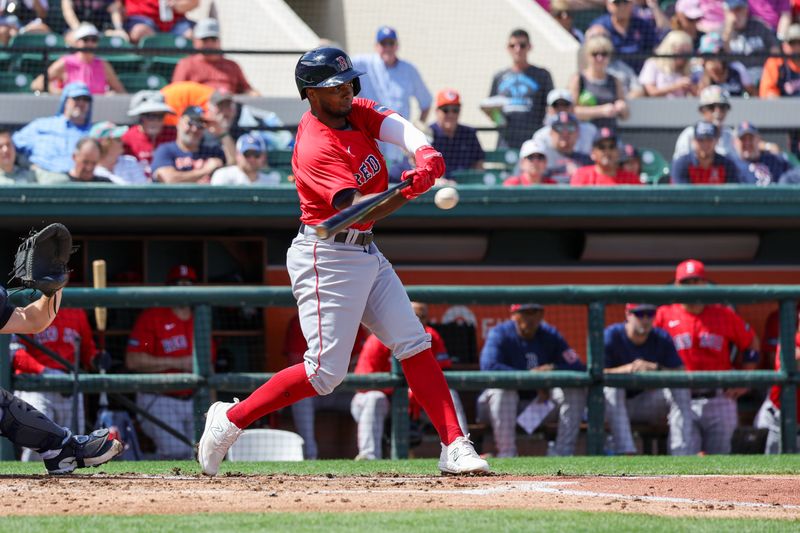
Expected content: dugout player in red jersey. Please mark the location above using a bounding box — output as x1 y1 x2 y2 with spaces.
198 47 489 475
654 259 760 454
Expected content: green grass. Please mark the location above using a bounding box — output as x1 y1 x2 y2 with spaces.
2 454 800 477
0 510 797 533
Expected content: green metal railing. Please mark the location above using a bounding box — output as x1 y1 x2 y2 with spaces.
3 285 798 460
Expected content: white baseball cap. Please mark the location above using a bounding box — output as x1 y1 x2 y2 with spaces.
519 139 547 160
73 23 99 42
547 88 573 107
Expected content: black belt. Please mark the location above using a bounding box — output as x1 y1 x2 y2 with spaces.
691 389 720 399
300 224 374 246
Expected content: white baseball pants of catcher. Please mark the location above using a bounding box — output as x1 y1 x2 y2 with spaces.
477 387 587 457
17 390 84 461
604 387 692 455
136 392 194 459
287 227 430 396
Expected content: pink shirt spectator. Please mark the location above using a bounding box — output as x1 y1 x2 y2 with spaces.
64 54 108 95
698 0 725 33
638 58 693 97
748 0 790 30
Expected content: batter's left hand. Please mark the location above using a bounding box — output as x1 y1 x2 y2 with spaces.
414 145 445 181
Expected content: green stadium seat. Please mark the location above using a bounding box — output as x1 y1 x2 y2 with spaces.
639 147 670 185
97 36 142 74
139 33 193 78
9 33 66 75
450 168 503 186
118 72 168 92
262 168 294 184
267 149 293 169
0 72 31 92
784 151 800 169
484 148 519 170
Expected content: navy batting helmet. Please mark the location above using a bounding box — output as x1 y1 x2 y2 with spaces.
295 47 363 100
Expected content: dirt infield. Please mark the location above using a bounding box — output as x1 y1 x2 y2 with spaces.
1 473 799 519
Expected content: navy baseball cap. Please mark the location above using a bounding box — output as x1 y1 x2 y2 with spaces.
694 121 719 139
236 133 266 154
551 111 578 132
182 106 208 125
736 121 759 137
510 303 544 313
376 26 397 42
593 127 618 146
620 143 640 162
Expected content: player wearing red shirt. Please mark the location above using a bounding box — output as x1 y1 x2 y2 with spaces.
570 128 641 186
199 47 488 476
654 259 759 454
755 330 800 454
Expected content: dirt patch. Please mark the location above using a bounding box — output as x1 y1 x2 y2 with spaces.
0 474 798 519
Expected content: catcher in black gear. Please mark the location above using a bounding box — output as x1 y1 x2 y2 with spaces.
1 223 122 474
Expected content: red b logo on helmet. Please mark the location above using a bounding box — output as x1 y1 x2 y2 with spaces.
336 56 348 71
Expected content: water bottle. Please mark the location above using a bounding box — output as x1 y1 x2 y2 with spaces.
159 0 174 22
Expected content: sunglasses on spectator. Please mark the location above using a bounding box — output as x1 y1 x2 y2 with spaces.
789 40 800 46
508 42 529 49
591 50 611 58
72 96 92 103
439 105 461 114
631 309 655 319
701 103 730 112
525 153 546 161
552 100 571 108
141 113 165 120
243 150 264 158
187 119 207 129
201 37 220 42
379 39 397 47
553 124 578 133
596 142 618 151
80 36 99 43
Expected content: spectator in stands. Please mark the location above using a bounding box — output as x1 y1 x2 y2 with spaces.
122 90 176 174
36 137 114 184
503 139 555 186
124 0 197 44
759 23 800 97
672 0 705 49
571 127 641 185
639 30 697 97
620 143 644 177
13 82 94 173
672 85 737 160
171 18 259 96
0 0 50 46
62 0 127 44
671 121 743 183
655 259 760 455
151 106 225 184
693 32 756 96
721 0 781 81
570 35 630 131
603 303 692 455
45 23 126 95
589 0 661 72
351 302 468 460
484 28 554 150
550 0 584 42
90 121 147 184
543 111 593 184
353 25 432 180
13 307 97 460
202 90 237 165
211 133 279 186
478 303 587 457
126 264 206 459
429 89 484 179
532 89 597 155
633 0 672 32
160 81 215 126
749 0 793 35
583 24 645 97
733 121 791 184
0 128 34 184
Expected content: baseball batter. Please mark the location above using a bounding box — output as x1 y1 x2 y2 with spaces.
654 259 759 454
198 46 489 475
14 307 97 460
754 329 800 454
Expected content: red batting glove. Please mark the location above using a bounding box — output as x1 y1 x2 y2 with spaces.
400 147 445 200
400 169 434 200
414 145 445 180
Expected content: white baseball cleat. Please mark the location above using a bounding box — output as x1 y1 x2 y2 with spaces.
198 399 242 476
438 435 491 475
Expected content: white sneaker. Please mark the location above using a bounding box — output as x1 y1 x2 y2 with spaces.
438 435 491 475
198 399 242 476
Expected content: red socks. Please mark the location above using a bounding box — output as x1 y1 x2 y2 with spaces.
401 348 463 445
226 363 317 429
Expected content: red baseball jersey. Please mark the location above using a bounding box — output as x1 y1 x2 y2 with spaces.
570 165 641 186
127 307 205 369
768 332 800 417
654 303 755 371
292 97 395 230
283 313 368 367
17 309 96 372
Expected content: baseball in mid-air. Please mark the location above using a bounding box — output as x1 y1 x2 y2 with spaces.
434 186 459 210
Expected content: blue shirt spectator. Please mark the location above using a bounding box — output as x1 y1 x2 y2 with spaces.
152 106 226 183
590 0 660 72
13 82 94 173
480 318 585 372
429 88 484 177
733 121 791 185
671 121 743 184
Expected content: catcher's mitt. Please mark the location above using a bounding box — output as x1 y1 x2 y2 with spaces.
10 223 74 296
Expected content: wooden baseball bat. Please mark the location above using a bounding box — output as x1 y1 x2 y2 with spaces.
314 178 413 239
92 259 109 410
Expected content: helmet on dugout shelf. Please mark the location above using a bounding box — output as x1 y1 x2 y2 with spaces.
295 47 363 100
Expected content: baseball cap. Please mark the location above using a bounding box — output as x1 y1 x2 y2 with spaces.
551 111 578 131
694 120 719 139
182 105 207 122
724 0 748 9
167 264 198 284
519 139 547 160
194 18 220 40
210 89 235 106
62 82 92 100
236 133 266 154
547 88 573 107
593 126 618 146
736 121 759 137
675 259 707 282
376 25 397 42
620 143 640 162
510 303 544 313
73 23 99 41
784 24 800 42
675 0 703 19
698 85 731 108
436 88 461 108
127 90 174 116
89 121 129 140
698 32 723 55
625 303 657 313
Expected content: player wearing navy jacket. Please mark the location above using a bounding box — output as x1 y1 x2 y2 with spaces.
603 304 692 455
478 304 586 457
